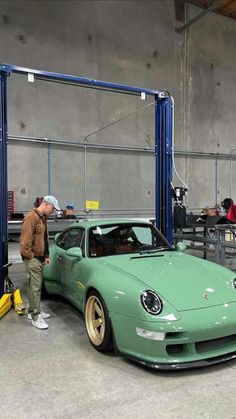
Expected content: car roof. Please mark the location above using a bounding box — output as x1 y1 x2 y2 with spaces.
69 218 153 229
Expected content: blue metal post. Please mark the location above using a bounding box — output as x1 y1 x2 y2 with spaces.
0 69 9 297
48 142 51 195
155 96 173 243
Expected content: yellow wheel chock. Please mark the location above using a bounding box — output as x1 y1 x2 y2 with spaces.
0 263 25 319
0 293 12 319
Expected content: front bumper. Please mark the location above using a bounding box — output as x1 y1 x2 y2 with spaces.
124 351 236 370
111 301 236 368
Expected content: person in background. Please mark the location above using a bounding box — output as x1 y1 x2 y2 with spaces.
216 198 235 224
222 198 236 222
20 195 60 330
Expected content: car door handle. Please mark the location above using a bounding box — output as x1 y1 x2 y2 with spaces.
57 255 63 261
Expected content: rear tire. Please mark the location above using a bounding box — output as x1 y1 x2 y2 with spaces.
85 290 113 352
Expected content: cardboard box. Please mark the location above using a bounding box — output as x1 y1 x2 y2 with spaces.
63 209 75 217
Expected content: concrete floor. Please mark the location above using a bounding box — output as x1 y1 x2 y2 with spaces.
2 248 236 418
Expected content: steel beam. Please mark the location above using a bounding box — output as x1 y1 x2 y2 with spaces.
0 64 168 99
176 0 227 33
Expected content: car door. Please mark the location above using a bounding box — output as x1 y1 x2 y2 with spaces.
56 227 88 307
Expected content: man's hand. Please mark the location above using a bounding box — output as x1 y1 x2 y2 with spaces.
44 258 51 266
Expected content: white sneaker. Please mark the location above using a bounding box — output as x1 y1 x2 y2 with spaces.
32 315 48 330
28 311 51 320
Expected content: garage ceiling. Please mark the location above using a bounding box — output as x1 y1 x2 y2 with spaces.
187 0 236 20
175 0 236 32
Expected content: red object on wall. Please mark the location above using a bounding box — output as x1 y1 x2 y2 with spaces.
8 191 14 218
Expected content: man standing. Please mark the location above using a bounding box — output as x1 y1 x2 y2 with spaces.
20 195 60 330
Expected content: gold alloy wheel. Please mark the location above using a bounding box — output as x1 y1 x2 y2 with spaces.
85 295 105 346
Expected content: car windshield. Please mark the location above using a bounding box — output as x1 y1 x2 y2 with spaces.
88 223 170 257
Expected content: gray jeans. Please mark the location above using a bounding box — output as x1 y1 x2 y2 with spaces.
24 258 43 321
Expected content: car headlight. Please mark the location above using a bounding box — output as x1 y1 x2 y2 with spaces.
141 290 163 315
233 278 236 289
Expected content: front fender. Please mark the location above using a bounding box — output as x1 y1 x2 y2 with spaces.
84 260 180 323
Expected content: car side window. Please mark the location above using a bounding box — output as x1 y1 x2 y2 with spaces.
56 230 70 249
64 228 85 255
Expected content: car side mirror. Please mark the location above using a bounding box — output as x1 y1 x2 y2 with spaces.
66 247 83 260
176 242 186 252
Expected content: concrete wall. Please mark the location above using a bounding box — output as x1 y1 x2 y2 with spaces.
1 0 236 214
184 4 236 209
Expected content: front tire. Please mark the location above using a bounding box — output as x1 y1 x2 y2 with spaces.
85 290 113 352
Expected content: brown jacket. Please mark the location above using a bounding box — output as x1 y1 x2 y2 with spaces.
20 209 49 260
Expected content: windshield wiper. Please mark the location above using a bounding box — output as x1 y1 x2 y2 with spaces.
130 254 165 260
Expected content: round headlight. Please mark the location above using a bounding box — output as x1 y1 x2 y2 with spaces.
233 278 236 289
141 290 163 315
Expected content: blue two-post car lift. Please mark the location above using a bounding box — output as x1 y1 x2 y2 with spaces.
0 63 173 298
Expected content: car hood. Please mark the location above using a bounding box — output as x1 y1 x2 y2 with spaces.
103 251 236 311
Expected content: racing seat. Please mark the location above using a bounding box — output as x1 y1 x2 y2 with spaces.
89 232 104 257
115 237 134 254
89 244 104 257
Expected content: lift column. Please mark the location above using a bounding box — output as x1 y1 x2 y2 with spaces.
0 67 9 297
155 95 173 244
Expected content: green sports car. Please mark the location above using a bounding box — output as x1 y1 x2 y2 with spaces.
43 219 236 369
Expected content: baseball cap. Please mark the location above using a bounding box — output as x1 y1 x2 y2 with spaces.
43 195 60 211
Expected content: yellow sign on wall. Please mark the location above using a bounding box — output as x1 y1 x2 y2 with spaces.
85 200 99 210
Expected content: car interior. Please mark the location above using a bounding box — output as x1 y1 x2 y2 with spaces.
89 225 141 257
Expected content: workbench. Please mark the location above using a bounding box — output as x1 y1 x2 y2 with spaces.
8 218 81 239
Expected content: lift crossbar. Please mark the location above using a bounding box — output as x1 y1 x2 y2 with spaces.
0 64 169 98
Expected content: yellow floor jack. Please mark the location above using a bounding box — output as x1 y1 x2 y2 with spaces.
0 263 25 319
